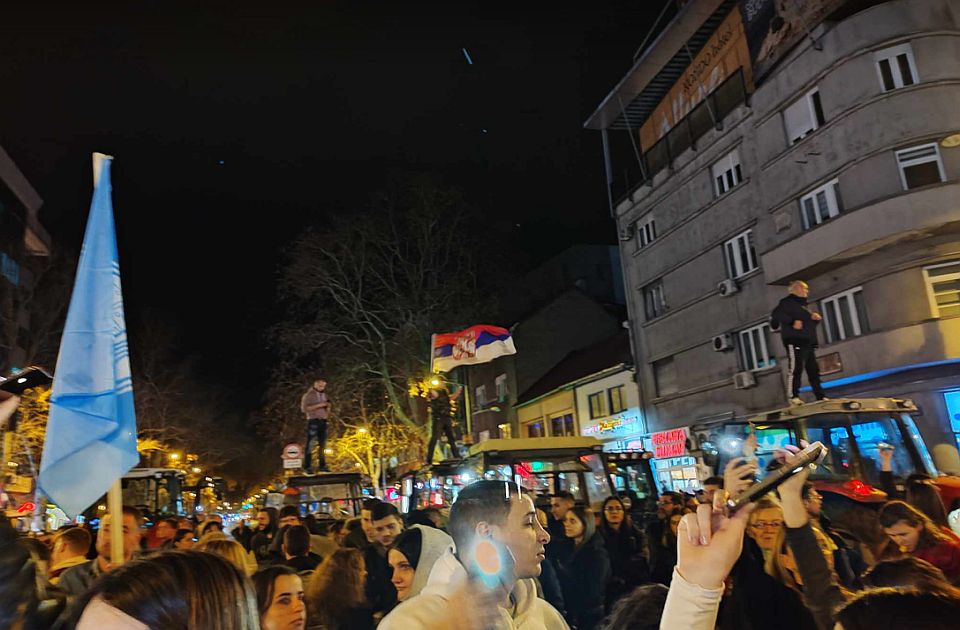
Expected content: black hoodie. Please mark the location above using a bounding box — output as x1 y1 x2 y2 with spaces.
771 294 820 346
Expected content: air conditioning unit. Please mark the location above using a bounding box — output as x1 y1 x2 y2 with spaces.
718 278 740 297
733 371 757 389
712 334 734 352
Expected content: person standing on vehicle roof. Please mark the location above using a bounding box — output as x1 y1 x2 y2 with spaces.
426 382 463 464
771 280 827 405
301 378 331 472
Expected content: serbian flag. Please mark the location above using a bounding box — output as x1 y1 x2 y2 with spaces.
431 325 516 373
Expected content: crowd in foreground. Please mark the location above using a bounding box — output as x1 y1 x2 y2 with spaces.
3 446 960 629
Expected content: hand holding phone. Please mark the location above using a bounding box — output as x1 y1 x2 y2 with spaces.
727 441 826 511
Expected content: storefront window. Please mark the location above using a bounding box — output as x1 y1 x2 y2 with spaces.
653 456 700 492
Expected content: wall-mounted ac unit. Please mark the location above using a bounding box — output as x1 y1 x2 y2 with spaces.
718 278 739 297
712 334 734 352
733 371 757 389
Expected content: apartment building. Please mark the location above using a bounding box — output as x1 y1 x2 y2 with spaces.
585 0 960 471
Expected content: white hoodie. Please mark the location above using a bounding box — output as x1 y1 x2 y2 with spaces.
380 549 569 630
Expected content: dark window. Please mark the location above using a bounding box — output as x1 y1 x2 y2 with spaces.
551 414 575 437
608 385 626 414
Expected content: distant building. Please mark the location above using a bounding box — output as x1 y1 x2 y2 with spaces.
585 0 960 471
0 144 51 371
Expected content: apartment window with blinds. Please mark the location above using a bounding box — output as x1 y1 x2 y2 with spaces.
588 392 606 419
712 149 743 197
924 261 960 318
724 230 759 279
875 43 918 92
896 144 945 190
738 323 777 371
800 179 843 230
783 87 825 145
638 216 657 249
643 280 667 320
821 287 869 343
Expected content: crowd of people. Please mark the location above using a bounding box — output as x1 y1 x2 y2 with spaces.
3 446 960 629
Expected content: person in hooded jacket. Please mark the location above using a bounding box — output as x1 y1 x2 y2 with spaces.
387 524 454 603
556 506 610 630
598 495 650 612
770 280 826 405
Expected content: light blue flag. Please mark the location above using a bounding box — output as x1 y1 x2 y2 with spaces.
39 156 138 517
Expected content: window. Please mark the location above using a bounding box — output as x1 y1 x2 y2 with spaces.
800 179 843 230
783 87 825 145
474 385 487 409
944 391 960 456
896 143 945 190
495 374 508 402
497 423 512 439
550 414 575 437
875 43 918 92
588 392 606 419
653 357 678 397
0 253 20 286
643 280 667 320
608 385 626 414
821 287 869 343
637 216 657 249
923 261 960 318
712 149 743 196
738 323 777 371
526 421 545 438
723 230 759 279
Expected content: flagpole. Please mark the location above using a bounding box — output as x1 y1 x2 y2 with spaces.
93 152 125 567
429 334 436 374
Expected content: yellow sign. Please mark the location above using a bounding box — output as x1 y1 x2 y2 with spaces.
639 6 753 151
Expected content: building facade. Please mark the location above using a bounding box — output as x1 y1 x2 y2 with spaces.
586 0 960 472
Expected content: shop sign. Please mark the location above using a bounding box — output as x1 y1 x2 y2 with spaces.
582 415 641 437
651 428 687 458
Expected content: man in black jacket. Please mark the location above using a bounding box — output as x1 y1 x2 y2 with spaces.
771 280 827 405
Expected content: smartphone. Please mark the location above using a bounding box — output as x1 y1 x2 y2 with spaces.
727 441 827 511
0 366 52 395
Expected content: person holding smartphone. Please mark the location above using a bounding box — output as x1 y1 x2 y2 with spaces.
379 480 566 630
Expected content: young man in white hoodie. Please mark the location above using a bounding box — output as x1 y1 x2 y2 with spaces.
380 480 568 630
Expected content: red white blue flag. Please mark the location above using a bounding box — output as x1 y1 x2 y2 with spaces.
431 325 516 373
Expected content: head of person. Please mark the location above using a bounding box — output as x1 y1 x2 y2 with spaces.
96 505 143 565
389 527 423 601
835 588 960 630
549 491 575 522
371 502 404 547
423 507 443 529
801 482 823 517
155 518 178 541
789 279 809 298
173 528 197 550
76 550 259 630
879 500 947 554
258 507 278 533
200 520 223 536
765 523 835 591
702 477 724 497
177 517 194 531
861 557 958 594
747 497 784 552
313 378 326 391
0 524 41 630
657 491 683 519
906 477 950 528
253 565 307 630
563 505 596 546
328 520 345 540
199 538 251 576
52 526 92 566
603 583 669 630
304 549 367 624
278 506 301 529
360 498 382 543
283 525 311 559
449 480 550 580
600 496 630 532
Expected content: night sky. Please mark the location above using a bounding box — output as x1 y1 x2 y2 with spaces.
0 2 654 418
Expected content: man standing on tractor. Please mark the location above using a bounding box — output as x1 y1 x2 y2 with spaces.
772 280 827 405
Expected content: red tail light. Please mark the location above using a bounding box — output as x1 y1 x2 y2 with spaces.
847 479 873 496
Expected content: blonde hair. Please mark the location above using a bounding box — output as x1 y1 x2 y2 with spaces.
198 539 253 576
764 524 836 592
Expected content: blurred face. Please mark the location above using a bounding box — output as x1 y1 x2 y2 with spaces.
156 521 175 540
884 520 923 553
388 549 416 601
261 575 306 630
657 496 675 519
175 534 196 550
791 281 810 298
178 518 193 531
373 515 403 547
563 511 585 540
361 509 376 542
96 513 142 565
804 488 823 517
603 501 625 527
549 497 572 521
747 507 784 551
314 380 326 390
491 495 551 579
669 513 683 537
257 511 270 531
279 514 300 528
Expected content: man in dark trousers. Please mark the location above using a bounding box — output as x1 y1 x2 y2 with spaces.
771 280 827 405
425 383 462 464
300 378 330 472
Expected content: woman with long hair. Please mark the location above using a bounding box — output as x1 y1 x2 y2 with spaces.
556 506 610 630
253 565 308 630
650 506 682 585
598 495 650 611
879 500 960 583
75 550 259 629
304 548 372 630
200 537 258 576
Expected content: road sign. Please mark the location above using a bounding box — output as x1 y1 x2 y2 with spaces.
283 458 302 470
282 443 303 460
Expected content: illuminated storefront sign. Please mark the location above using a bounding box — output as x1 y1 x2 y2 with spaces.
651 428 688 458
582 414 641 439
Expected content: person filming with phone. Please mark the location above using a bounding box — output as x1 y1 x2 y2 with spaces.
379 479 566 630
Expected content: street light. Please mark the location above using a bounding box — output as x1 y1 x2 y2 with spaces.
169 453 181 461
430 377 441 387
324 448 333 455
191 466 201 474
357 427 368 434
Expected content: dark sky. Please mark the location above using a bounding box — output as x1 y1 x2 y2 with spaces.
0 2 654 415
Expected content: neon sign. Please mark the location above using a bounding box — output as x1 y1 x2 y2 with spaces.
651 428 687 458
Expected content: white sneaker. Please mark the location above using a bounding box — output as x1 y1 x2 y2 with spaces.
790 397 805 406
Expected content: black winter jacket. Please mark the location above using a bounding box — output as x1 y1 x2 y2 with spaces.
599 523 650 610
557 532 611 630
771 294 820 346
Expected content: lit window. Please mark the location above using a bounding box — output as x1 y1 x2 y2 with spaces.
923 261 960 318
723 230 759 279
875 43 918 92
711 149 743 197
643 280 667 320
588 392 606 419
896 143 945 190
637 216 657 249
738 323 777 371
800 179 842 230
608 385 626 414
821 287 868 343
783 87 825 145
551 414 575 437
